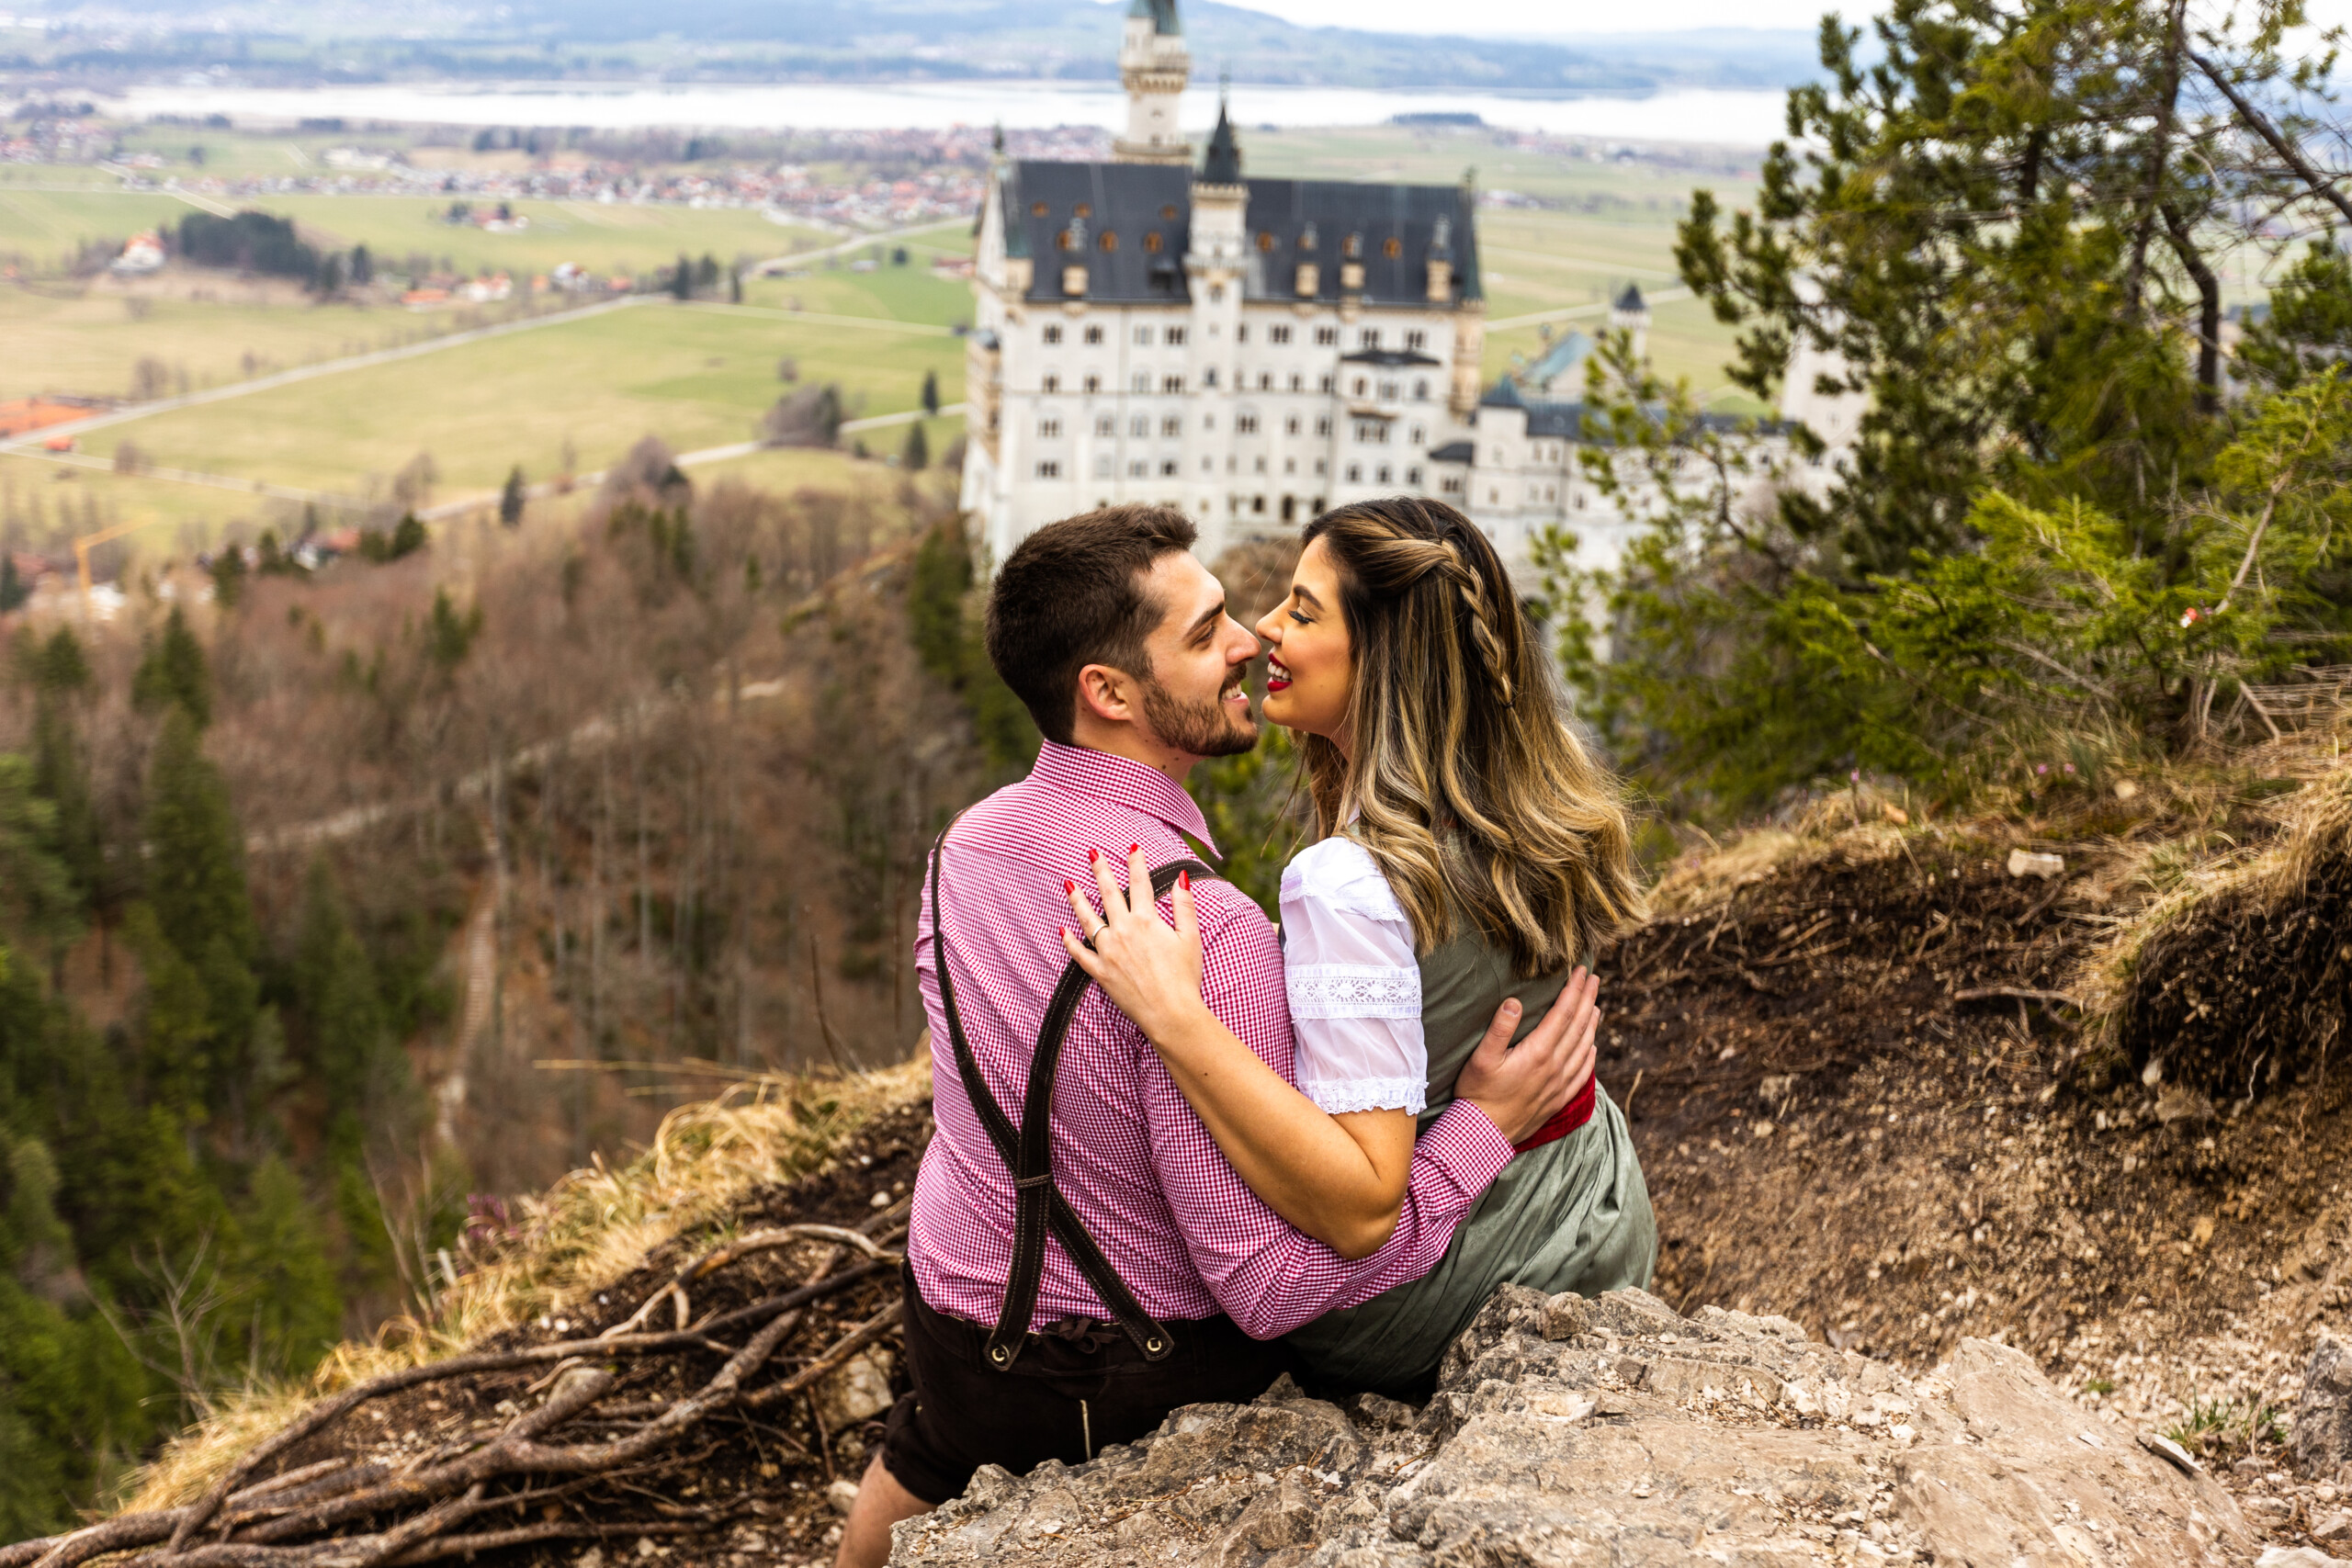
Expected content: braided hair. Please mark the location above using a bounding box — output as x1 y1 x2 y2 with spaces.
1296 497 1644 974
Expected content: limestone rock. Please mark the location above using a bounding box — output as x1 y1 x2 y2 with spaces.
2296 1333 2352 1477
890 1289 2254 1567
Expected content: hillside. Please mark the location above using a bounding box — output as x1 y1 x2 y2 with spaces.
15 733 2348 1565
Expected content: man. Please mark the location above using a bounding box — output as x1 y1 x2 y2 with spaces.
838 505 1587 1567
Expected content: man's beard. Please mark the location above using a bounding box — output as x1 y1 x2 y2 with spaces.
1141 669 1260 759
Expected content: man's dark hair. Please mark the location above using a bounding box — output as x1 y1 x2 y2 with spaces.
985 504 1198 745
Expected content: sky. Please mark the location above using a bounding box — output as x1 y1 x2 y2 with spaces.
1209 0 2352 37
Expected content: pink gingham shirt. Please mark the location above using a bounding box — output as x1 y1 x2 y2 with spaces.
907 739 1515 1340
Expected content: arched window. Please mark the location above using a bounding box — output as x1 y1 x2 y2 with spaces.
1099 231 1118 252
1383 236 1401 258
1257 231 1276 251
1031 200 1047 217
1144 231 1163 253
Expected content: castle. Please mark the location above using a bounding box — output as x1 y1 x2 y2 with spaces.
959 0 1860 584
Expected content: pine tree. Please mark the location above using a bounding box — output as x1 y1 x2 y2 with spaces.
0 556 24 615
498 464 526 527
671 251 693 301
234 1156 343 1376
921 367 940 416
901 420 929 472
130 606 210 728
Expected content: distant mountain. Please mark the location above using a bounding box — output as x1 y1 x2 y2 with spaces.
12 0 1830 91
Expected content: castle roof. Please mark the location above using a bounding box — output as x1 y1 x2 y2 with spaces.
1127 0 1182 34
1613 282 1647 313
998 160 1481 309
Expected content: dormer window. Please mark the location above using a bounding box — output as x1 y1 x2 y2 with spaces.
1160 205 1179 220
1099 231 1118 251
1342 233 1362 259
1074 202 1092 218
1383 237 1402 258
1144 231 1163 253
1031 200 1047 217
1298 223 1317 252
1257 231 1276 251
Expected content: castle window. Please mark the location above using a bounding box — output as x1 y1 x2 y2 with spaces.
1074 202 1092 218
1383 236 1401 258
1575 492 1586 510
1043 324 1062 344
1285 416 1301 435
1544 484 1555 501
1319 375 1334 392
1160 458 1180 476
1130 458 1148 476
1361 329 1381 348
1253 494 1267 513
1132 372 1151 393
1057 230 1074 250
1162 416 1182 435
1084 374 1101 393
1315 417 1331 435
1160 205 1179 220
1031 200 1047 217
1289 373 1303 391
1406 330 1427 350
1096 414 1115 435
1257 231 1276 251
1378 380 1397 399
1236 324 1249 344
1346 463 1363 482
1413 378 1429 400
1204 368 1217 388
1377 464 1392 482
1038 418 1060 437
1315 326 1338 346
1084 324 1103 344
1442 476 1463 495
1100 231 1118 251
1133 415 1150 436
1352 377 1368 396
1408 466 1422 485
1044 374 1060 393
1259 372 1272 389
1145 231 1163 253
1166 326 1187 346
1162 375 1184 393
1036 460 1061 478
1342 233 1362 258
1204 412 1216 430
1409 424 1424 445
1270 324 1292 345
1236 413 1260 434
1135 325 1153 345
1095 454 1114 478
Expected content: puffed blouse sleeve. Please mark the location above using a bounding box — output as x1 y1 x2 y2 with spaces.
1278 836 1427 1116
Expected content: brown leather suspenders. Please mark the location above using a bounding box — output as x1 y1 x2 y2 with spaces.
925 827 1214 1370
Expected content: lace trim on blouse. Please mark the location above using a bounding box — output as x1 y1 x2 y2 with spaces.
1299 1075 1429 1117
1287 962 1421 1021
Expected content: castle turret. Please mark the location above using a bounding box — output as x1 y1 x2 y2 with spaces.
1115 0 1191 165
1609 282 1650 362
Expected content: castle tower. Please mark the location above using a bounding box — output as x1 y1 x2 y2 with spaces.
1186 98 1246 554
1115 0 1192 164
1609 282 1650 363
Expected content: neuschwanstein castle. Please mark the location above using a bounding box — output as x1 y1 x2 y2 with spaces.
958 0 1860 583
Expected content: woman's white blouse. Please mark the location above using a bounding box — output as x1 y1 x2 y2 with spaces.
1280 836 1427 1116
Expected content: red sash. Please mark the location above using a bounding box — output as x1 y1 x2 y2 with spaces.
1510 1076 1597 1155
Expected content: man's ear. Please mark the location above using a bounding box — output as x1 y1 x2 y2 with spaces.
1076 662 1140 728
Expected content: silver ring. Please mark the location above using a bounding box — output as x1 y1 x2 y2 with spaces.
1080 926 1101 952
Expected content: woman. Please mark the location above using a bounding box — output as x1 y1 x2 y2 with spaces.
1062 496 1657 1398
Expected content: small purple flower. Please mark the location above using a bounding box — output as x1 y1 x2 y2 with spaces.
2036 763 2048 775
2064 762 2075 774
1849 770 1860 783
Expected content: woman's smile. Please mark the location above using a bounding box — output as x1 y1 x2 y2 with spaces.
1266 654 1293 694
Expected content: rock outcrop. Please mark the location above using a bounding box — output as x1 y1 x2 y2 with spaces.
892 1286 2253 1566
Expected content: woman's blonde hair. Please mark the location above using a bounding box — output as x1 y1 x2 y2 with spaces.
1297 496 1645 975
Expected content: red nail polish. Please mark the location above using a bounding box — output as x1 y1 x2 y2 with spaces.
1091 848 1101 862
1178 870 1190 890
1064 879 1076 894
1128 843 1139 856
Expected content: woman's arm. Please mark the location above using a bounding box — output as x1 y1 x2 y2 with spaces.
1063 845 1601 1258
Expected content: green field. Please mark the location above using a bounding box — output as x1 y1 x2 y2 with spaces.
86 299 963 499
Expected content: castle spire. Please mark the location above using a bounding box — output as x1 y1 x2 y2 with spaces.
1200 88 1241 186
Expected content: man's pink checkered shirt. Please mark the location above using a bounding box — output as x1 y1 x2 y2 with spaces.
908 739 1515 1341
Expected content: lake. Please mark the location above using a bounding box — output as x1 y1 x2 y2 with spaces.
107 79 1789 146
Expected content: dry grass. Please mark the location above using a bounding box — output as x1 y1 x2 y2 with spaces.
118 1055 930 1515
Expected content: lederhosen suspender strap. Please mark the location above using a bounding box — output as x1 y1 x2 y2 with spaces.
927 825 1216 1371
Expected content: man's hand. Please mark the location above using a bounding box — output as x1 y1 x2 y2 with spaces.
1454 969 1601 1145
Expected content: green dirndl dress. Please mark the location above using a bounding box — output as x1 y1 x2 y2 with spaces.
1282 928 1658 1400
